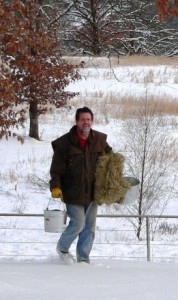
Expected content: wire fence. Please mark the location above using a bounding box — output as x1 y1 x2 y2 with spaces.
0 213 178 262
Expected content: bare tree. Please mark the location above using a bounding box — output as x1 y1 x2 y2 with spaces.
55 0 126 56
48 0 178 57
117 93 178 239
109 0 178 57
35 0 178 56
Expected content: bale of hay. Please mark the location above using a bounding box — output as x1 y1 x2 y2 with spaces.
94 152 130 205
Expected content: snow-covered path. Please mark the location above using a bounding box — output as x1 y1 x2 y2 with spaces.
0 260 177 300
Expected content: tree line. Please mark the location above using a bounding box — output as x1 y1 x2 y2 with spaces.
41 0 178 57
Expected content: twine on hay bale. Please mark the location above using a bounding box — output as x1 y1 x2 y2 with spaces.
94 152 130 205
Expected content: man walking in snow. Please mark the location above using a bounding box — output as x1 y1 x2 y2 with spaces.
49 106 112 264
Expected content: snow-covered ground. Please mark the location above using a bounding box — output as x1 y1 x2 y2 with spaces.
0 56 178 299
1 259 178 300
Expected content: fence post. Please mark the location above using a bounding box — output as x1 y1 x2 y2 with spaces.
146 216 151 262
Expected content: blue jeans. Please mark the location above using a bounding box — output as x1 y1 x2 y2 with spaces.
57 201 98 262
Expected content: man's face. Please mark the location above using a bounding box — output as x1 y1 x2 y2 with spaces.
76 112 93 135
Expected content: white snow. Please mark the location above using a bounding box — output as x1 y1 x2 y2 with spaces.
0 56 178 299
0 260 178 300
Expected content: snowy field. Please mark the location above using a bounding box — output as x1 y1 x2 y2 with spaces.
1 260 178 300
0 56 178 299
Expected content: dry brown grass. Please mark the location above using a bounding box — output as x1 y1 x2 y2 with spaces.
114 97 178 119
60 55 178 123
70 93 178 121
118 55 178 66
63 55 178 68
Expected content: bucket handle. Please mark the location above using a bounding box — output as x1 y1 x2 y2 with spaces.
46 198 66 212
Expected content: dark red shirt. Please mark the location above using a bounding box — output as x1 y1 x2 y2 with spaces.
76 130 87 149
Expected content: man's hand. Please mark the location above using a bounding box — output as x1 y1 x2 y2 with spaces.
51 187 63 199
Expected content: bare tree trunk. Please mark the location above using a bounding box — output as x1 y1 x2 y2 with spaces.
137 124 148 239
29 102 39 140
